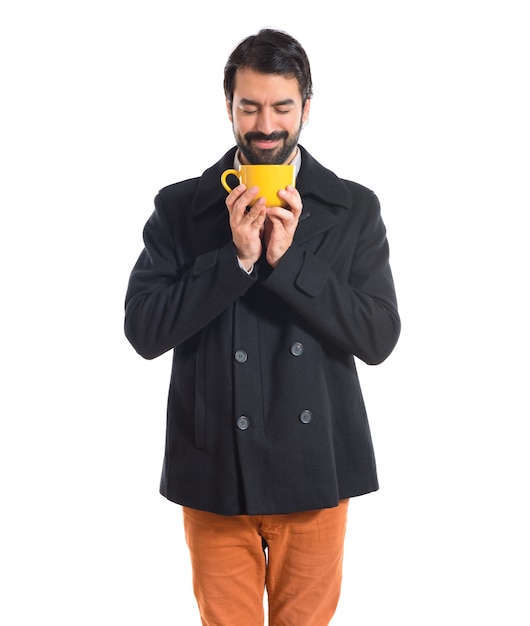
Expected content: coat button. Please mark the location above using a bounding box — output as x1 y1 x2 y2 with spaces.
299 410 313 424
236 416 250 431
290 342 304 356
234 349 248 363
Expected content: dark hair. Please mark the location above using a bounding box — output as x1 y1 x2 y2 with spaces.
224 29 313 107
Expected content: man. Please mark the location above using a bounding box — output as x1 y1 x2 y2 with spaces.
125 28 400 626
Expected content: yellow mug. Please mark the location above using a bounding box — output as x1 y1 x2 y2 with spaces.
220 164 295 207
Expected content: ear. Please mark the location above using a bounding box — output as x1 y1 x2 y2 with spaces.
226 99 233 122
302 99 311 125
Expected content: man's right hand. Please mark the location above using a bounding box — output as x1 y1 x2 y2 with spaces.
226 184 267 271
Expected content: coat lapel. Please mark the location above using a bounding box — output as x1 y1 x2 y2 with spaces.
294 146 351 244
189 149 236 243
191 149 236 217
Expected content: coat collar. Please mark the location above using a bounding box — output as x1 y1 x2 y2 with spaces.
296 145 352 209
190 146 353 242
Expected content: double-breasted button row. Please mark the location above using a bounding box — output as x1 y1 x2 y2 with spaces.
236 344 304 363
236 411 313 430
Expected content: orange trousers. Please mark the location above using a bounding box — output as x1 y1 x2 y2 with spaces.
182 500 349 626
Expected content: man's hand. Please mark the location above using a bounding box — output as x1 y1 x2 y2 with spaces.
262 185 302 268
226 184 267 271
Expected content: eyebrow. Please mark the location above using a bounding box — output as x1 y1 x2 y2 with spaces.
239 98 296 107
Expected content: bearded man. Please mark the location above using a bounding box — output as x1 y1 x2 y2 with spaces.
125 28 400 626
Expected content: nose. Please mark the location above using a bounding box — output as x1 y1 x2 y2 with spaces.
254 109 275 135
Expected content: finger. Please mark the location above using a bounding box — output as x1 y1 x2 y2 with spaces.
226 183 247 207
280 185 302 207
233 186 260 217
266 204 301 224
277 186 303 216
245 197 267 225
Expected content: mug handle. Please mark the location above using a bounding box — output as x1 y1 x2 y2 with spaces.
220 169 239 193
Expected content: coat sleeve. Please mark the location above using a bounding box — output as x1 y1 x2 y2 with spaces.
262 191 400 365
124 191 255 360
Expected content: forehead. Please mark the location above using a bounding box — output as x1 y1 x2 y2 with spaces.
232 68 302 104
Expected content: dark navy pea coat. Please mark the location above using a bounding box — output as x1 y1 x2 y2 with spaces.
125 146 400 515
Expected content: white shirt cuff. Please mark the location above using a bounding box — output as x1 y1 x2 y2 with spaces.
237 257 254 274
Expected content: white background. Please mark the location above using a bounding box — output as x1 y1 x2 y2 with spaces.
1 1 529 624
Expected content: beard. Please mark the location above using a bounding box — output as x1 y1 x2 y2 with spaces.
234 123 302 165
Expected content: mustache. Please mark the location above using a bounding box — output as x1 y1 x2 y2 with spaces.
244 131 289 143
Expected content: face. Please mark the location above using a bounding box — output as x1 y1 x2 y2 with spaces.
227 68 311 165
